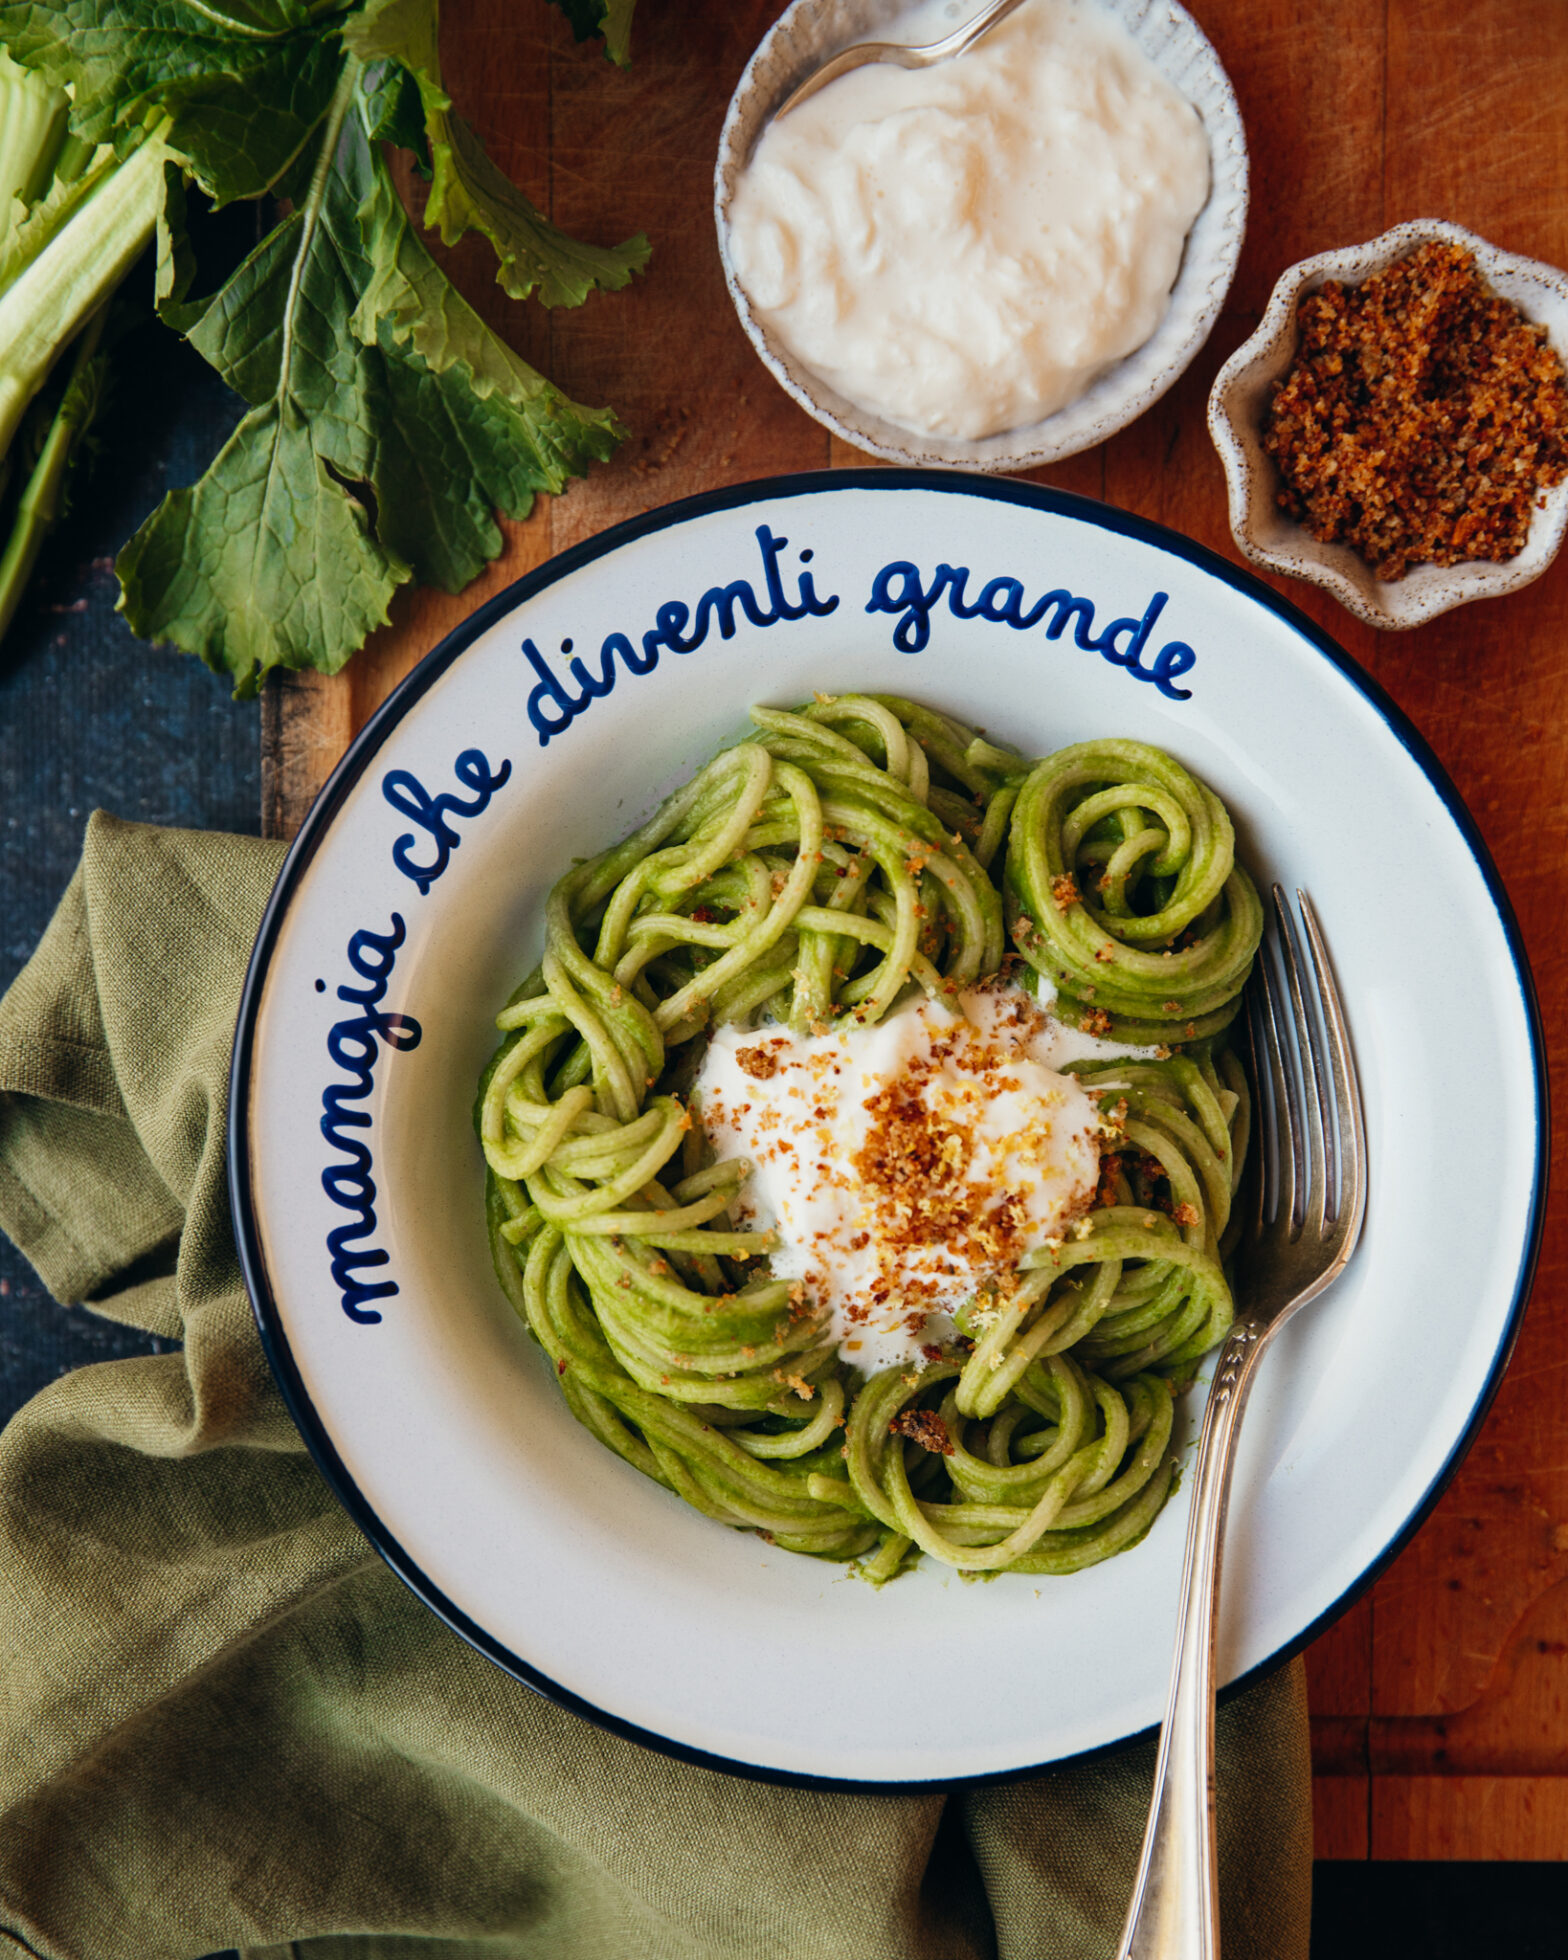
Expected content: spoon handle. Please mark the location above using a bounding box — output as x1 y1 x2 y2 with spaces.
773 0 1029 122
921 0 1031 64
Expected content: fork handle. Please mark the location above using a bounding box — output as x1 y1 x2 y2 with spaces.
1113 1320 1269 1960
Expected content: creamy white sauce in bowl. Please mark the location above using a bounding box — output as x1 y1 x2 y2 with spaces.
727 0 1210 441
715 0 1248 470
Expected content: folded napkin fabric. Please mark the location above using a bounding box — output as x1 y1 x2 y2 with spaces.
0 813 1312 1960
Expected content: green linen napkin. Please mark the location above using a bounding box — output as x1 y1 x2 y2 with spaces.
0 813 1312 1960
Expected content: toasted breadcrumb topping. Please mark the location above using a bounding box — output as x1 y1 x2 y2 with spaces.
1264 241 1568 581
890 1408 955 1455
694 983 1106 1371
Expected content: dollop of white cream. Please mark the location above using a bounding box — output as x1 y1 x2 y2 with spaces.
693 984 1137 1373
726 0 1211 439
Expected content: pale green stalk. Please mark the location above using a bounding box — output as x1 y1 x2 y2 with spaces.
0 304 107 645
0 47 67 248
0 122 172 460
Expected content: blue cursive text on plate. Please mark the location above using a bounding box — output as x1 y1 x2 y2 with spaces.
319 915 422 1325
523 524 839 745
513 526 1202 743
383 749 512 896
865 561 1195 700
320 747 509 1323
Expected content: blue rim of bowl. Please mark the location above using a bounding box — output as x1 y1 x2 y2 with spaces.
229 467 1549 1794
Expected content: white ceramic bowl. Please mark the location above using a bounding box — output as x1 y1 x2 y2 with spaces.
1208 218 1568 631
232 471 1544 1787
714 0 1249 471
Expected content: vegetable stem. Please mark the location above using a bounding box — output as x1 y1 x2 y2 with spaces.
0 46 67 228
276 62 360 408
0 3 640 687
0 304 107 647
0 123 170 459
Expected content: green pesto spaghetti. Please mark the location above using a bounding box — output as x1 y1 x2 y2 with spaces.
478 696 1262 1583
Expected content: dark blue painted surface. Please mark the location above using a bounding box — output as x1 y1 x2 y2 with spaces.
0 206 260 1418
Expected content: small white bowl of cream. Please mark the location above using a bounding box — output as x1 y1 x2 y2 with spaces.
715 0 1248 470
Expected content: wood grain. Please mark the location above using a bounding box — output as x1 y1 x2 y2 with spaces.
260 0 1568 1859
1372 1778 1568 1862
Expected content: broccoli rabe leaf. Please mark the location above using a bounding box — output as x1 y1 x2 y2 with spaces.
549 0 637 67
0 43 68 234
115 395 411 695
355 54 429 164
3 2 641 686
119 100 621 693
0 0 343 204
152 162 207 333
344 0 648 305
352 165 625 507
426 113 648 308
340 0 435 80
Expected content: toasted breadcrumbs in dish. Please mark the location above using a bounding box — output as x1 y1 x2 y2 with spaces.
1264 241 1568 581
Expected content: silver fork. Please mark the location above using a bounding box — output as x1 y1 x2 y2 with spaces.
1114 887 1367 1960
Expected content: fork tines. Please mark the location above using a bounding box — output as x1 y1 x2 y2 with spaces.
1246 887 1366 1252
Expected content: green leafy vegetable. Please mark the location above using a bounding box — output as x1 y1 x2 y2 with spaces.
0 40 66 221
0 2 346 205
345 0 649 305
0 0 647 687
0 46 162 635
120 83 621 693
0 124 170 459
549 0 637 69
0 304 111 648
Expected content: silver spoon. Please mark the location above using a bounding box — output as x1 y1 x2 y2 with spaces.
772 0 1031 121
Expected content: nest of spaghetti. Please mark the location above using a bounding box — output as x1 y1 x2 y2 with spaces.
479 696 1263 1583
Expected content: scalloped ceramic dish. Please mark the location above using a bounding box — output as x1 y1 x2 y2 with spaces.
1208 218 1568 630
714 0 1248 471
231 471 1543 1788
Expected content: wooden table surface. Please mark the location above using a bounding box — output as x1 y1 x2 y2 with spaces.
262 0 1568 1860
